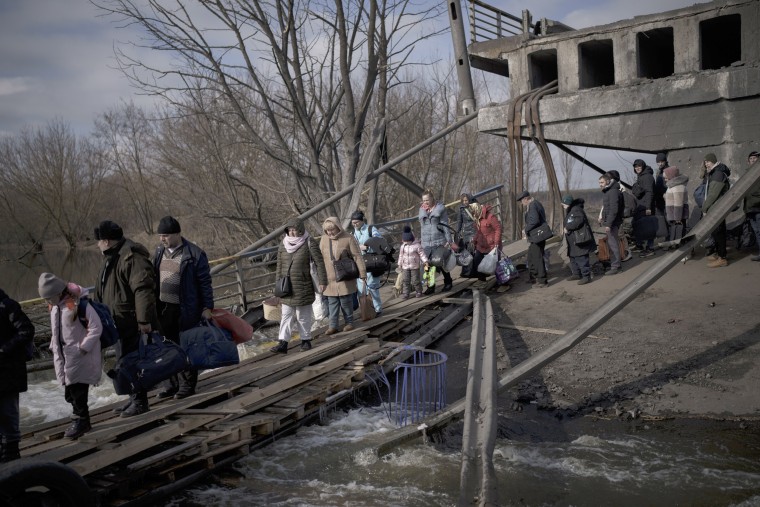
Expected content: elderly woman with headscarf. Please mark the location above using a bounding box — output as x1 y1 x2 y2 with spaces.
469 202 502 280
319 217 366 335
270 218 328 354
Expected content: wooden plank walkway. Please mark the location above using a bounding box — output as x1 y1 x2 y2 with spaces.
18 276 482 505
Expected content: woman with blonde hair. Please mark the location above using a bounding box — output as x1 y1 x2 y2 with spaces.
319 217 366 335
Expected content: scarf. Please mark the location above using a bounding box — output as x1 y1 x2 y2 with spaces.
284 231 310 253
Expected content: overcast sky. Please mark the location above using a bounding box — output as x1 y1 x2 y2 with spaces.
0 0 708 183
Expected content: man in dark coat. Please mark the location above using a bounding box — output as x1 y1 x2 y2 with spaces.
519 191 549 287
152 216 214 399
702 153 732 267
0 288 34 462
95 220 159 417
745 151 760 261
631 159 657 257
562 195 595 285
599 173 624 275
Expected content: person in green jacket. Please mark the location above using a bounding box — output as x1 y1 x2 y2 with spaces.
270 219 328 354
744 151 760 262
701 153 732 268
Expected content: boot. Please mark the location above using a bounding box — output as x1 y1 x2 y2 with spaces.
113 396 133 414
270 340 289 354
121 393 150 417
1 440 20 462
157 376 179 399
174 370 198 399
64 418 92 439
707 257 728 268
300 340 312 352
577 277 591 285
343 324 355 332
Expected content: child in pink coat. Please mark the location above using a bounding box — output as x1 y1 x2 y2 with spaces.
38 273 103 440
397 226 429 299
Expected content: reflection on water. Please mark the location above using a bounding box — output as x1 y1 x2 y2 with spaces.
0 246 104 301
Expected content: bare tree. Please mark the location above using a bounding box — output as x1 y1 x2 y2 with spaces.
95 102 161 235
556 148 581 194
0 120 107 249
94 0 446 233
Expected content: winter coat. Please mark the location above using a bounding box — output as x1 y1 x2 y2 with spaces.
631 166 656 217
276 220 328 307
419 202 452 249
563 199 595 257
664 174 690 222
524 199 547 236
49 287 103 386
398 240 428 270
96 238 158 353
153 238 214 332
621 188 637 219
702 163 731 214
601 180 624 228
319 217 367 297
0 288 34 394
744 164 760 213
473 204 502 254
654 167 667 212
456 204 477 245
352 223 382 252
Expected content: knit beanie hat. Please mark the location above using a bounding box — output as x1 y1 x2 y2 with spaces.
656 153 667 163
38 272 67 299
402 225 414 242
94 220 123 241
704 153 717 164
562 195 574 206
663 166 680 179
157 216 181 234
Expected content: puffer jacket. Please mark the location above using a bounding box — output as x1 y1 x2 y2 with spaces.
96 238 158 354
397 240 428 270
563 199 595 257
702 163 731 214
473 204 502 254
49 286 103 386
665 174 690 222
153 238 214 332
319 217 367 297
276 219 328 307
419 202 452 249
0 288 34 394
601 180 624 227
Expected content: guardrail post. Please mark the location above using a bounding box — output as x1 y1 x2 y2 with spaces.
234 258 248 311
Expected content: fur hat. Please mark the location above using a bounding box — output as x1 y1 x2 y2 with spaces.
656 153 668 163
402 225 414 242
38 272 66 299
704 153 717 164
94 220 123 241
562 195 574 206
663 166 680 179
516 190 530 201
350 210 365 222
633 159 645 168
157 216 181 234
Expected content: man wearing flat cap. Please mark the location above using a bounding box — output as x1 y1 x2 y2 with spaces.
518 191 550 287
152 216 214 399
94 220 159 417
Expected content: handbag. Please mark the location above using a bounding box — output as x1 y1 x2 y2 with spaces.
364 253 389 276
572 224 594 245
429 245 452 269
273 258 294 297
495 254 519 285
330 243 359 282
527 223 553 243
477 247 499 275
359 285 376 321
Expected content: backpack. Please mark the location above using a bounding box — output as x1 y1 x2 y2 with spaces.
78 297 120 349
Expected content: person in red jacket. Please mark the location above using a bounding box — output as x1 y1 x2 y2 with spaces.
470 202 502 281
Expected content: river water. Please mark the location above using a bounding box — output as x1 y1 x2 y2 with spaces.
21 358 760 507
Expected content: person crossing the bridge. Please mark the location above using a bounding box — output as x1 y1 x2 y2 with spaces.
519 191 550 287
702 153 732 268
745 151 760 262
152 216 214 399
419 189 454 293
350 210 383 316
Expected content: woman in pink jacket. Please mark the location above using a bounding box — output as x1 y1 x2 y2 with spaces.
38 273 103 440
397 226 429 299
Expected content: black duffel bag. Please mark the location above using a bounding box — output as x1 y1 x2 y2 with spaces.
107 332 189 395
363 253 390 276
428 245 451 269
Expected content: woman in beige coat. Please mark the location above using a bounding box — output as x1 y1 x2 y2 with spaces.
319 217 366 335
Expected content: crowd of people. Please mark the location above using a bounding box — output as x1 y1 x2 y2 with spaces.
2 150 758 460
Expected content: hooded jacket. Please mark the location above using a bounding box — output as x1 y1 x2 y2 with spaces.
702 163 731 214
49 285 103 387
472 204 502 254
664 174 690 222
319 217 367 297
0 288 34 394
563 198 595 257
601 180 624 228
276 218 328 307
631 165 656 217
398 239 428 270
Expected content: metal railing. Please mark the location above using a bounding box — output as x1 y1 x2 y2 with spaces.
469 0 527 42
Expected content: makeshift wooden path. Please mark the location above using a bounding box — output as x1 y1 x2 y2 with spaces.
18 276 482 505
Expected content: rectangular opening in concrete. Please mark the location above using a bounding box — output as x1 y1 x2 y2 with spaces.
700 14 741 70
528 49 558 89
637 27 674 79
579 39 614 89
